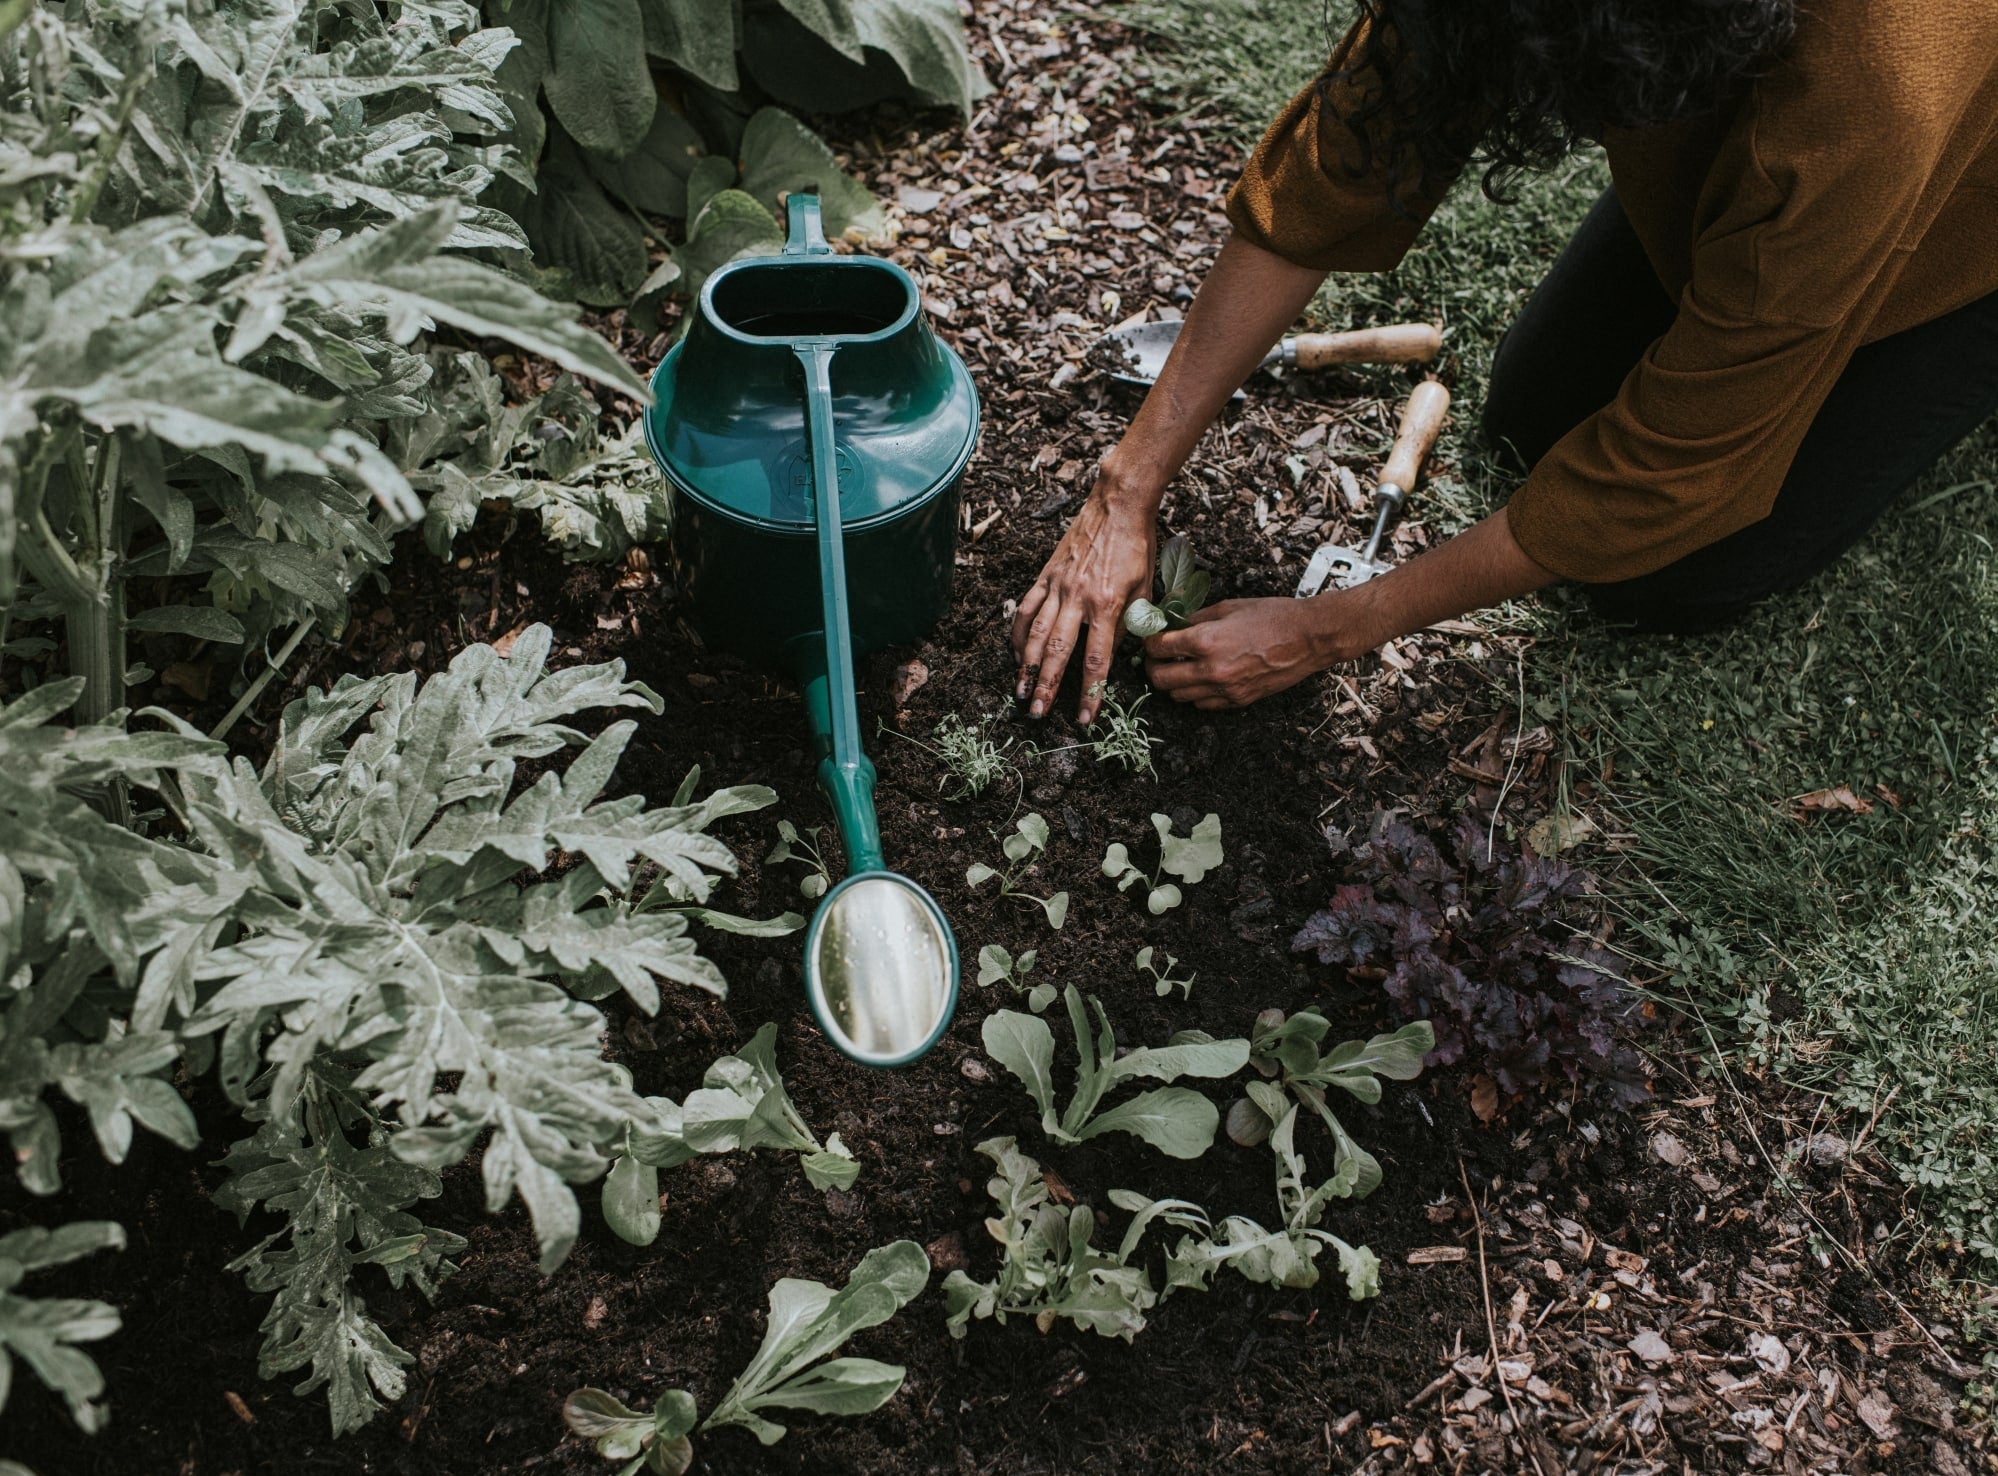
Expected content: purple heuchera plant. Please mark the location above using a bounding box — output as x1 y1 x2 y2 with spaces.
1292 813 1650 1105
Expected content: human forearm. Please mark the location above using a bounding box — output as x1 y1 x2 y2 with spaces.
1307 505 1557 661
1097 233 1329 507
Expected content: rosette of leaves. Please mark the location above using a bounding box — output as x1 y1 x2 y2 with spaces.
0 0 645 728
942 1137 1174 1343
600 1023 857 1248
1123 535 1210 638
1101 811 1223 915
980 985 1248 1159
0 628 789 1437
1225 1013 1434 1201
486 0 988 307
564 1240 930 1472
1292 813 1650 1105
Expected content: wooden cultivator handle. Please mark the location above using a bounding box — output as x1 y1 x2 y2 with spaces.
1379 379 1451 496
1291 322 1442 369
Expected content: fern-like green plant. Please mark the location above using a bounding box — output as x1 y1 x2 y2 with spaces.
0 627 791 1437
0 0 645 733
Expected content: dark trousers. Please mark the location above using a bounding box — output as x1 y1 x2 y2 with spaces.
1482 186 1998 632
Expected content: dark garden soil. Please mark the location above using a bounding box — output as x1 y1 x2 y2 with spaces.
4 3 1988 1474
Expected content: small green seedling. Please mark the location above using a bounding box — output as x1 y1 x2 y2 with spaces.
601 1024 856 1247
1121 1104 1383 1299
976 944 1057 1013
967 813 1069 929
1135 946 1195 1001
1086 685 1161 776
765 819 832 900
1123 534 1210 637
565 1240 929 1472
943 1137 1194 1343
1102 812 1223 914
883 711 1021 800
980 985 1248 1158
1226 1013 1434 1202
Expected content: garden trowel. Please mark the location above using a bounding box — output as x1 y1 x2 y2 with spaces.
1296 380 1451 596
1095 319 1441 393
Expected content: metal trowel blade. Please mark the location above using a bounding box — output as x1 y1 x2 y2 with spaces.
1090 319 1275 399
1295 544 1390 598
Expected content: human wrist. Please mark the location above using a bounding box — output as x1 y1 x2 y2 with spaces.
1092 446 1167 516
1305 582 1395 666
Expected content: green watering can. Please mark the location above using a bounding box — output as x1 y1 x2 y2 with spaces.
643 191 978 1069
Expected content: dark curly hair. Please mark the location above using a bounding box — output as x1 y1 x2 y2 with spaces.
1333 0 1798 204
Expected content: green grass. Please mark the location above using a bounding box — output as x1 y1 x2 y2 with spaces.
1118 0 1998 1274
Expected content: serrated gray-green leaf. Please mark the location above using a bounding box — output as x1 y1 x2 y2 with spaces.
125 604 248 643
0 1220 125 1433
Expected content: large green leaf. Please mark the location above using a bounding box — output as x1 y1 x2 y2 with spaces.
741 0 988 118
1079 1087 1221 1160
543 0 657 157
587 106 706 216
735 107 886 241
643 0 740 89
980 1010 1055 1120
671 187 784 300
509 146 651 307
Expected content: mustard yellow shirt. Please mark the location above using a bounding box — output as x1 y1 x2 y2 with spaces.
1225 2 1998 581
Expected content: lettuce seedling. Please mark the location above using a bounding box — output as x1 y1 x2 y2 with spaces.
600 1024 855 1247
1123 1102 1383 1299
980 985 1248 1158
1225 1012 1433 1200
1102 811 1223 915
966 813 1069 929
1134 945 1195 1001
1123 535 1211 637
943 1137 1184 1343
764 819 833 900
976 944 1057 1013
565 1240 929 1472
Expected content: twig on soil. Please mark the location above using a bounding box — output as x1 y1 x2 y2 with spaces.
210 617 312 741
1458 1156 1549 1476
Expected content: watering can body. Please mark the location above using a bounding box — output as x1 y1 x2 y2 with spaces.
643 226 978 670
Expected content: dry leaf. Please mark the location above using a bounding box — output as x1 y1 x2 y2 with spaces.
891 660 930 706
1650 1131 1690 1166
1855 1388 1900 1440
1791 785 1873 819
1628 1330 1676 1366
1470 1073 1500 1123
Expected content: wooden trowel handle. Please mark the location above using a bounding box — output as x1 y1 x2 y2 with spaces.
1379 380 1451 496
1291 322 1442 369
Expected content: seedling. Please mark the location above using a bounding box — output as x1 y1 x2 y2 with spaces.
1123 534 1211 637
1135 946 1195 1001
942 1137 1199 1343
883 711 1021 800
980 985 1248 1158
1101 812 1223 914
765 819 832 900
1122 1103 1383 1299
565 1240 929 1472
1085 685 1161 776
601 1024 856 1247
966 813 1069 929
976 944 1057 1013
1226 1013 1434 1202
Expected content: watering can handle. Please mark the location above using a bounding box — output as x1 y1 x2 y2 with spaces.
795 341 886 874
786 190 833 256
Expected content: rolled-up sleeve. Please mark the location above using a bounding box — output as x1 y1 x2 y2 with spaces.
1509 3 1998 582
1224 20 1458 272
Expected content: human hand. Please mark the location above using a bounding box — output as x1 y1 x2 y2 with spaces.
1011 480 1156 723
1142 596 1349 710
